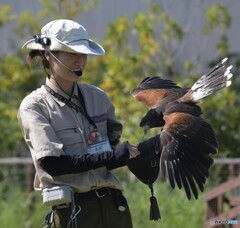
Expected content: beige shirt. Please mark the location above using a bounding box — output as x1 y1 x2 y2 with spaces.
18 78 123 192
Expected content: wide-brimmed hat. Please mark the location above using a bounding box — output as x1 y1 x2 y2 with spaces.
22 19 105 55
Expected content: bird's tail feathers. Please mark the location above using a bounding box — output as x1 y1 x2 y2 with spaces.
191 58 233 102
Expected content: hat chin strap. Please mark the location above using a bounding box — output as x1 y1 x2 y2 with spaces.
49 51 82 77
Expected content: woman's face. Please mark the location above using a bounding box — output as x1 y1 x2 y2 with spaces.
46 51 88 82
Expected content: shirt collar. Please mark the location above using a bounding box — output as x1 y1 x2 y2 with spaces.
45 78 79 107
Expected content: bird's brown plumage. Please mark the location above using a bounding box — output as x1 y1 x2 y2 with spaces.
131 76 182 108
131 89 171 108
131 58 232 200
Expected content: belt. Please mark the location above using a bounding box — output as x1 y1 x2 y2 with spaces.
74 187 121 199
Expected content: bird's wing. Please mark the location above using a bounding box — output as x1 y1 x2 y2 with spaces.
178 58 233 103
131 76 181 108
164 101 202 116
159 112 218 200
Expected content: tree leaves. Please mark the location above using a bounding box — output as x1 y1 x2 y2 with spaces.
0 0 239 160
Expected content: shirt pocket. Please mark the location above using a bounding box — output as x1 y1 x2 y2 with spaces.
56 127 86 155
56 127 83 146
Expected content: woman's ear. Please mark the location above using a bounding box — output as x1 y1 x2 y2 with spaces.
44 51 51 61
41 51 51 69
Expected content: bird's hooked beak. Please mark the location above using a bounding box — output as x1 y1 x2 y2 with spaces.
141 125 150 141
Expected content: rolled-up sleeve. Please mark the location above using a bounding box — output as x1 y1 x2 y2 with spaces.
18 97 63 160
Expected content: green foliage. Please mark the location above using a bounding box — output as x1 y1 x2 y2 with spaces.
83 3 185 142
0 53 42 156
203 4 231 55
125 178 204 228
0 177 204 228
0 0 99 156
204 4 231 32
201 90 239 155
40 0 98 20
0 1 239 227
0 5 16 26
15 0 98 39
0 0 239 161
0 184 47 228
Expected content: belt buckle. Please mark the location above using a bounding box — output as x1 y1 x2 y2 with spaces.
95 188 107 198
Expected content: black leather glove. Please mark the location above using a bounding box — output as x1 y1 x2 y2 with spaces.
137 134 161 160
107 141 129 170
127 135 161 185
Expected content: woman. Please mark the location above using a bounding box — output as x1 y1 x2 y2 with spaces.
18 19 140 228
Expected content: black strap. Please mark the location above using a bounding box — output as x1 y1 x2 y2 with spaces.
77 85 86 112
44 84 97 129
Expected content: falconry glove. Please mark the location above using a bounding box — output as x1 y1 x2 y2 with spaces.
127 135 161 221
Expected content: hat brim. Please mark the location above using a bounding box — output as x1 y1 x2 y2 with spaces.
22 37 105 55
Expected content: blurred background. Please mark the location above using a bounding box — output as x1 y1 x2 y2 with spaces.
0 0 240 227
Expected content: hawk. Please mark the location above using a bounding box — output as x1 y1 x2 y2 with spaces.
131 58 233 200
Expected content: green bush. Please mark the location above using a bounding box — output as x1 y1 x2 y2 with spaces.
125 178 204 228
0 177 204 228
0 184 47 228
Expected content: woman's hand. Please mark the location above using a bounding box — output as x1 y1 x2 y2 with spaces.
127 143 140 159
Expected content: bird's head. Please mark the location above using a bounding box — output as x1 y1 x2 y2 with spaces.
140 109 165 140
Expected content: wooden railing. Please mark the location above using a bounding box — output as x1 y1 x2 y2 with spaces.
1 157 240 227
0 157 34 193
204 159 240 228
0 157 32 164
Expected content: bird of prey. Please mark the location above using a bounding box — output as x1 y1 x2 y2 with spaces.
131 58 233 200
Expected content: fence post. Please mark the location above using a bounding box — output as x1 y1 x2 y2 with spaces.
26 163 34 193
26 163 35 228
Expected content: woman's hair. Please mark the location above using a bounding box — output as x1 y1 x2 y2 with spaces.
27 50 50 69
26 50 60 77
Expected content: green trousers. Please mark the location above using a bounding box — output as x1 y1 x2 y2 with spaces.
51 192 133 228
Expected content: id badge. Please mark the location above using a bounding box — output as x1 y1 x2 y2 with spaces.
87 138 112 154
86 128 112 154
86 128 102 144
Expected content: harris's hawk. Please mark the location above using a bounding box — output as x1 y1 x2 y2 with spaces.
130 58 233 206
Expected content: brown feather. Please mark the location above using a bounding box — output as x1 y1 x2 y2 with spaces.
132 89 171 108
159 112 218 199
132 66 232 201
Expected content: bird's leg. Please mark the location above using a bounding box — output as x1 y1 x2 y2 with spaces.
141 132 146 142
140 128 148 142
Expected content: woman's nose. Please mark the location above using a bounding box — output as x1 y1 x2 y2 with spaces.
76 54 87 67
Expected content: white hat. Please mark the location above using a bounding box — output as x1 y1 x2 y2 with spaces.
22 19 105 55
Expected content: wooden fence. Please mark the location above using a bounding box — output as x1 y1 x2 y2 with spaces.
0 157 240 190
204 176 240 228
204 159 240 228
0 157 34 193
1 157 240 227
